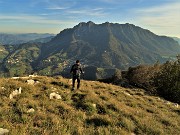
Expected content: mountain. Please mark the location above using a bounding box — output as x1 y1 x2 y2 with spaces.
0 33 55 45
0 76 179 134
28 36 55 43
0 22 180 77
41 21 180 69
173 37 180 45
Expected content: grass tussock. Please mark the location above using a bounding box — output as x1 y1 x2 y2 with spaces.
0 76 180 135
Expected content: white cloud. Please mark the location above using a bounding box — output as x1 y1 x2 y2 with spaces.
47 6 69 10
66 8 108 17
0 14 75 25
133 1 180 37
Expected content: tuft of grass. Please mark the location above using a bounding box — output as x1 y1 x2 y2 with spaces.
117 117 136 132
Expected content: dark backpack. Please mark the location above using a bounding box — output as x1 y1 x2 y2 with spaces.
72 64 81 76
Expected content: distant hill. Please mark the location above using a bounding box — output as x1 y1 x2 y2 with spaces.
0 22 180 77
0 33 55 45
28 36 55 43
173 37 180 45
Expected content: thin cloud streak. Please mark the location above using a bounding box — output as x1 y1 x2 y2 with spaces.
47 7 69 10
0 14 75 25
66 8 108 17
132 1 180 37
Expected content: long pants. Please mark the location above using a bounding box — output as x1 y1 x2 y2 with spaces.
72 75 80 89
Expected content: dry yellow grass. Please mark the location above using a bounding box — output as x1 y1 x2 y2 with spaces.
0 76 179 135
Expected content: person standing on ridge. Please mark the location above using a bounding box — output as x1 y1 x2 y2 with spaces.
70 60 83 90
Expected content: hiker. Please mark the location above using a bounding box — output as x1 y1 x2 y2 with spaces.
70 60 83 90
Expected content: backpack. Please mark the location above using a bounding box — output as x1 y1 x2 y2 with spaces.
72 64 81 76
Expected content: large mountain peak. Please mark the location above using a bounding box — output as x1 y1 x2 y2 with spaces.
75 21 95 28
46 22 180 70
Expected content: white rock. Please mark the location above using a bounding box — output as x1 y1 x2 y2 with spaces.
9 94 13 99
164 101 171 105
18 87 22 94
1 87 5 90
68 79 72 85
12 77 19 79
27 108 35 113
50 92 62 100
27 79 35 85
0 128 9 135
29 74 37 77
35 81 40 84
124 92 131 96
173 103 179 108
9 87 22 99
92 103 96 108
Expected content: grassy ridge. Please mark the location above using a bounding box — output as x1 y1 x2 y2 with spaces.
0 76 180 135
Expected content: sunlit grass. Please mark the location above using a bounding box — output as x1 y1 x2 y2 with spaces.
0 76 179 135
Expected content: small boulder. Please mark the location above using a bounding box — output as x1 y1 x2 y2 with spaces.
9 87 22 99
0 128 9 135
27 79 35 85
27 108 35 113
50 92 62 100
173 103 179 108
92 103 96 108
123 92 131 97
164 101 171 105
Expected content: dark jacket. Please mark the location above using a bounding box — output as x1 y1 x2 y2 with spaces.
70 63 83 76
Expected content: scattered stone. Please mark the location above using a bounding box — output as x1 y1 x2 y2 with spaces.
27 108 35 113
0 128 9 135
27 79 35 85
68 79 72 85
35 81 40 84
9 87 22 99
173 103 179 108
26 79 40 85
12 77 20 79
164 101 171 105
157 97 161 100
50 92 62 100
51 87 57 92
123 92 131 97
28 74 37 77
1 87 5 90
92 103 96 108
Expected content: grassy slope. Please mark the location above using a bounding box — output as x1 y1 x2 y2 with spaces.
0 76 179 135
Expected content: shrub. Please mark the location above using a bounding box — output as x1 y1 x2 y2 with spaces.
98 69 122 85
153 57 180 103
126 64 161 93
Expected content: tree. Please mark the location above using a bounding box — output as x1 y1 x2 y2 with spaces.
154 55 180 103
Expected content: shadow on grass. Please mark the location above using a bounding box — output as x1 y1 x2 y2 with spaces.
86 118 111 127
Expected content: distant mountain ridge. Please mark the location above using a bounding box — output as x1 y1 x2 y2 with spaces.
42 21 180 68
173 37 180 45
0 21 180 77
0 33 55 45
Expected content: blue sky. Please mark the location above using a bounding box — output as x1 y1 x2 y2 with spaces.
0 0 179 37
